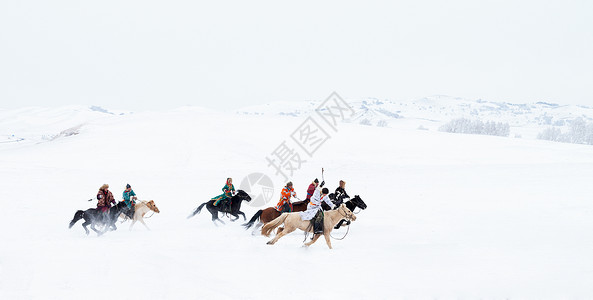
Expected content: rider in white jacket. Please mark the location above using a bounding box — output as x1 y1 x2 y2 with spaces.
300 182 335 222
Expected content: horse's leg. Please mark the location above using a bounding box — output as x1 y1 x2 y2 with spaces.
237 211 246 221
211 212 225 226
91 223 101 235
82 221 90 235
304 234 322 247
323 233 333 249
230 214 239 222
139 218 150 231
267 226 295 245
129 219 137 231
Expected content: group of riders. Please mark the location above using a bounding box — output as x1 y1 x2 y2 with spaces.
94 177 351 234
96 183 138 221
211 177 351 234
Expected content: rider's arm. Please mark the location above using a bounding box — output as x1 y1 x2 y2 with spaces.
323 195 335 209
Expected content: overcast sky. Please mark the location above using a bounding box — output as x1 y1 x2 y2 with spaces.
1 0 592 111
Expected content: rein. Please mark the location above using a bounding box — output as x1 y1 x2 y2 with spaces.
144 210 156 219
330 207 354 240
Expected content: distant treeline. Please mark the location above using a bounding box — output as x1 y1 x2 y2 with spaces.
439 118 510 137
538 118 593 145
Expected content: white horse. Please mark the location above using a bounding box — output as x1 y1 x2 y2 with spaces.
261 204 356 249
119 200 160 231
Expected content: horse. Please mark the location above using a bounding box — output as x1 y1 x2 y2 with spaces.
323 195 367 229
242 199 310 233
261 204 356 249
69 201 128 236
119 200 160 231
187 190 252 225
247 195 367 234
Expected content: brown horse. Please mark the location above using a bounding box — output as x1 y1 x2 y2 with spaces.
261 204 356 249
243 199 310 233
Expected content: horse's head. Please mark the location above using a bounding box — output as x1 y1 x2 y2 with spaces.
338 204 356 221
235 190 252 202
146 200 160 213
352 195 367 210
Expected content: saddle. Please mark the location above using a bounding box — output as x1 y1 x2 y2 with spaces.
311 210 324 234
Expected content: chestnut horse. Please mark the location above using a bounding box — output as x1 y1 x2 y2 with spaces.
243 199 310 233
261 204 356 249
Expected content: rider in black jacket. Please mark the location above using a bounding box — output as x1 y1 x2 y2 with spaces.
333 180 350 206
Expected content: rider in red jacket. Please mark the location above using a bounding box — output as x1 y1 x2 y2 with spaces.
97 184 115 213
305 178 319 201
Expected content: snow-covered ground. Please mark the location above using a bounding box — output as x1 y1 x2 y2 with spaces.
1 105 593 299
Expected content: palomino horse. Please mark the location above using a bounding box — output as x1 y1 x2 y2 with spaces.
261 204 356 249
69 201 128 236
187 190 252 225
243 199 310 233
120 200 160 231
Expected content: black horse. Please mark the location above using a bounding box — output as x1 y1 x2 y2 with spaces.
322 195 367 229
69 201 128 236
187 190 252 225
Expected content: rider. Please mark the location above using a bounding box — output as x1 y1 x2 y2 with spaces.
97 184 115 221
122 184 138 219
275 182 296 213
212 178 235 212
300 181 334 234
305 178 319 201
333 180 350 206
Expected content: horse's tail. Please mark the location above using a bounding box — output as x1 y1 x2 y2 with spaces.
187 202 208 219
69 210 84 228
261 214 289 237
243 210 263 229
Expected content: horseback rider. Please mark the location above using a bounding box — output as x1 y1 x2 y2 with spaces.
333 180 350 206
122 184 138 219
212 178 235 212
305 178 319 201
300 181 334 234
97 184 115 222
275 182 296 213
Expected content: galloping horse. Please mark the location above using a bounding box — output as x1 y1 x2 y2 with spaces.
187 190 252 225
119 200 160 231
243 199 310 233
69 201 128 236
261 204 356 249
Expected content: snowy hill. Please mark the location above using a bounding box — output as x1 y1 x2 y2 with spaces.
1 104 593 299
0 105 124 146
236 95 593 138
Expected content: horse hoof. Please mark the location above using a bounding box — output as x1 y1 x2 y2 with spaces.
266 241 274 245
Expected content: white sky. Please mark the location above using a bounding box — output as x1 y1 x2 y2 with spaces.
1 0 592 111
